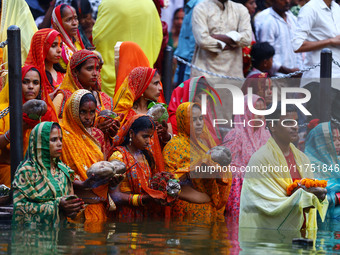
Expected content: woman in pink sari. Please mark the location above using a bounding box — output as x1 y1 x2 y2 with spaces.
222 94 270 222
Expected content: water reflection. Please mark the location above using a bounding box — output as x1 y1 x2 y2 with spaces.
2 219 340 254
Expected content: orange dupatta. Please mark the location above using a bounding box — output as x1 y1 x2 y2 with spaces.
113 114 166 200
60 89 108 222
113 42 166 103
112 67 165 173
114 41 150 93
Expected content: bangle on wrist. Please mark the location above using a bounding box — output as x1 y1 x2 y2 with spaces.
128 194 133 205
132 194 139 206
139 195 144 206
161 132 172 143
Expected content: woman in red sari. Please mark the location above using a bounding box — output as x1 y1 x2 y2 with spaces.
0 65 58 187
53 49 113 117
112 66 171 173
53 49 118 140
25 28 65 96
52 4 85 69
109 115 167 222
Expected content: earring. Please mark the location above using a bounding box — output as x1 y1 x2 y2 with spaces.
129 136 132 145
141 93 144 97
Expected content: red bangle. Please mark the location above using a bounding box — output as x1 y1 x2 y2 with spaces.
128 194 133 205
335 193 340 205
138 195 144 206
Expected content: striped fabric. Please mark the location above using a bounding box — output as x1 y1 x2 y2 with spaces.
12 122 73 226
305 122 340 218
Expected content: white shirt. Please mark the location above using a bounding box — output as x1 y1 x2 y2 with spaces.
254 8 270 38
292 0 340 89
256 8 303 75
191 0 252 78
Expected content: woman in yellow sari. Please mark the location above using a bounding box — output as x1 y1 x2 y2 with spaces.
163 102 231 223
53 49 113 119
60 89 116 222
0 0 37 90
0 0 37 73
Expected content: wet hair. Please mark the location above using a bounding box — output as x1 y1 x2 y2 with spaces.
79 93 97 108
122 116 156 170
51 122 62 131
251 42 275 68
54 63 66 73
154 69 160 78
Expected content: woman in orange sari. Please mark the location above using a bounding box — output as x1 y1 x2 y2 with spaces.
113 66 170 173
109 115 167 222
113 41 166 103
52 4 85 69
25 29 65 96
53 49 118 144
163 102 231 223
60 89 116 222
0 65 58 187
114 41 150 94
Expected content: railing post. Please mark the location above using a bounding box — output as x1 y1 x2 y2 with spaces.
319 48 332 122
162 46 173 105
8 26 23 194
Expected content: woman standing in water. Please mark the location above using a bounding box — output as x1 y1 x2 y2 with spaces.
12 122 83 226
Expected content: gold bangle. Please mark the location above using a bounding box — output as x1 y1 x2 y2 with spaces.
132 194 139 206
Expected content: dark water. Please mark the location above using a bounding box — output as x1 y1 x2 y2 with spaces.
1 219 340 254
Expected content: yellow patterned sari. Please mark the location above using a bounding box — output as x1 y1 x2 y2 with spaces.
60 89 109 222
163 102 231 223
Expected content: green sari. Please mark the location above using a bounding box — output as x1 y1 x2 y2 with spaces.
12 122 73 226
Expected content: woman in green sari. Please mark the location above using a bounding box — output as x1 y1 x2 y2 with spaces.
12 122 84 226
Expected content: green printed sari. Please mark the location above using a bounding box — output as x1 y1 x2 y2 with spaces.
12 122 73 226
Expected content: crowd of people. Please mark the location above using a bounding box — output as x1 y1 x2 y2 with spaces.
0 0 340 238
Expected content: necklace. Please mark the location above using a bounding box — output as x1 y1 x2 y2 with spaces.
51 165 56 176
125 146 148 169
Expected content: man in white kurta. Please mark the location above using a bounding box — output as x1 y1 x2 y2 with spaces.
190 0 252 78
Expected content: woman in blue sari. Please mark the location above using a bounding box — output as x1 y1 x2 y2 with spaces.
305 121 340 218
